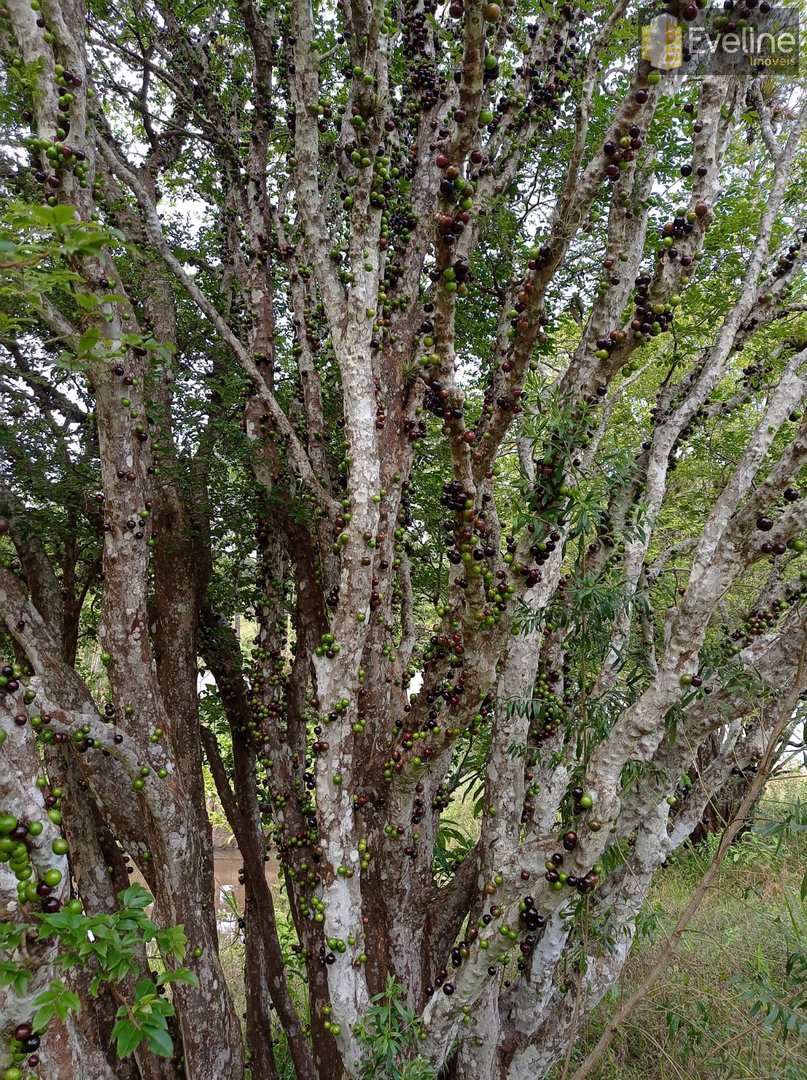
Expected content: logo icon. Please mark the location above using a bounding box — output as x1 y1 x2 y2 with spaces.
641 12 683 70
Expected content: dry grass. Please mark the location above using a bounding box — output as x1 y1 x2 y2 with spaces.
553 776 807 1079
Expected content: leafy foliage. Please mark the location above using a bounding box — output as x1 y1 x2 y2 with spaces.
1 884 195 1063
355 978 434 1080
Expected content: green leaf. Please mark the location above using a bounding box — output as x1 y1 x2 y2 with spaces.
49 204 80 227
134 976 158 1001
119 883 154 910
156 924 188 962
32 980 80 1032
112 1017 144 1058
0 959 31 996
159 968 198 987
76 326 100 356
142 1021 174 1058
74 291 99 310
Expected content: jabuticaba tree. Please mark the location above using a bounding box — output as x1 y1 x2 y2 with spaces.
0 0 805 1076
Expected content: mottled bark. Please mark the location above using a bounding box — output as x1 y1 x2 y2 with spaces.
1 3 806 1079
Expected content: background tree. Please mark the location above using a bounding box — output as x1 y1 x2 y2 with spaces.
0 1 806 1078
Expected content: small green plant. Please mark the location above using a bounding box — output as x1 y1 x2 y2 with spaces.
433 815 476 882
1 884 196 1065
354 977 435 1080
